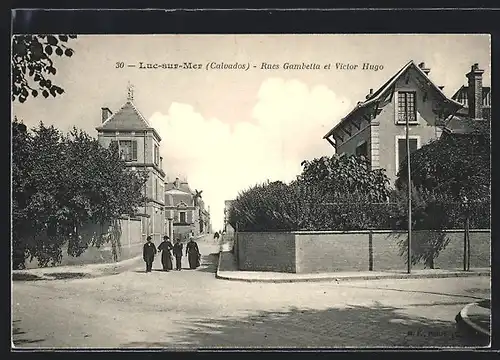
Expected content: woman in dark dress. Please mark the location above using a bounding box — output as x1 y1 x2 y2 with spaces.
158 235 174 271
186 236 201 269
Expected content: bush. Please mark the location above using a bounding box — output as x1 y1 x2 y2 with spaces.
228 154 395 232
12 119 148 269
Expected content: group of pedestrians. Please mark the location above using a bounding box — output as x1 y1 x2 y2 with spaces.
142 234 201 273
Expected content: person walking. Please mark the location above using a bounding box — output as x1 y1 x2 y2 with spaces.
172 238 183 271
158 235 174 271
142 236 157 273
186 235 201 269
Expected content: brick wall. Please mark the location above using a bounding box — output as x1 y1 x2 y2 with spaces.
237 232 296 272
295 233 369 273
236 230 490 274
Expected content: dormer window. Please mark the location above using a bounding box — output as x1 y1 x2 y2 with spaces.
397 91 417 124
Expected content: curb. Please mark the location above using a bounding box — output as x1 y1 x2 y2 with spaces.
215 253 490 283
215 271 491 283
457 303 491 337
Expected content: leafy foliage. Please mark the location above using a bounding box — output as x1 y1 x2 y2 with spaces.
395 127 490 202
12 35 77 103
389 188 455 268
393 125 490 267
228 155 393 232
300 154 391 202
12 119 148 269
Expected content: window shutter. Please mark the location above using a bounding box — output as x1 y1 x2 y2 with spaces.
409 138 418 154
398 138 407 170
132 140 137 161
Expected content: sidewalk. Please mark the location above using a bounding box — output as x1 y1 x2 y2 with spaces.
216 251 491 283
12 233 214 281
456 300 491 339
12 255 144 281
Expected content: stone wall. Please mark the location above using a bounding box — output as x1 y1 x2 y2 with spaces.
24 217 143 269
237 232 296 273
236 230 490 273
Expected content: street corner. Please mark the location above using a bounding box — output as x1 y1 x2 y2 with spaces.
456 300 491 341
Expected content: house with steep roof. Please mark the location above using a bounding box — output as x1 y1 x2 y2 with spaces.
96 87 166 244
323 60 488 184
445 63 491 135
164 177 211 240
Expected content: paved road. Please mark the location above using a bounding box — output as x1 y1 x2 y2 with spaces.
12 239 490 349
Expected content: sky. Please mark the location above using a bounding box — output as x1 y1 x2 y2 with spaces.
12 34 491 230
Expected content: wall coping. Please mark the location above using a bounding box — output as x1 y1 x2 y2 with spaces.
238 229 490 235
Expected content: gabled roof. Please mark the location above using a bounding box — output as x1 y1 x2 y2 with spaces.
96 100 162 141
165 181 193 194
323 60 464 140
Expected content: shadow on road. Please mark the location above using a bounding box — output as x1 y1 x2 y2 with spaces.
12 273 45 282
121 302 489 349
12 320 45 347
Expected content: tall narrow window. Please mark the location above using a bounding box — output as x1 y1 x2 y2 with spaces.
397 91 417 123
154 144 159 166
396 137 419 174
115 140 138 161
179 211 186 223
152 177 157 201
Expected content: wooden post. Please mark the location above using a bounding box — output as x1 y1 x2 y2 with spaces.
368 231 373 271
462 197 469 271
465 213 470 271
463 227 467 271
235 223 239 268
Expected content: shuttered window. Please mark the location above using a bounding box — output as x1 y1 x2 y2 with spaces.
397 137 418 173
110 140 138 161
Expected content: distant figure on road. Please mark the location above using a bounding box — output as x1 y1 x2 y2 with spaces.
172 239 183 271
186 236 201 269
158 235 174 271
142 236 157 273
214 232 220 241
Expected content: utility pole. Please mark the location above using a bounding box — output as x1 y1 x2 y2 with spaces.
406 112 412 274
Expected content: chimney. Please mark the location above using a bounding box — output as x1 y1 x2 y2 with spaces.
466 63 484 120
365 88 374 99
174 177 180 188
418 62 431 76
101 107 112 123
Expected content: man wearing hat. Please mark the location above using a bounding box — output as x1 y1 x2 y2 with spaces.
142 236 157 273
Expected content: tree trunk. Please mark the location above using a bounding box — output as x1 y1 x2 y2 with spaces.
426 255 434 269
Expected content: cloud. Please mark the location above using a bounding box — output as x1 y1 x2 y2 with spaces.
149 78 351 229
